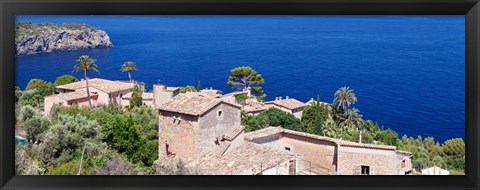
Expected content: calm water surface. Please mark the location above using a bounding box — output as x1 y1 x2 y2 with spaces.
16 15 465 143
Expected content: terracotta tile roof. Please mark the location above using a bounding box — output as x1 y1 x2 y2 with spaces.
56 78 135 94
190 142 295 175
224 125 245 141
266 98 306 110
122 92 154 100
54 91 98 101
245 127 398 151
199 89 223 98
166 87 180 92
223 91 248 97
244 127 285 141
158 92 240 116
243 102 273 113
395 150 413 156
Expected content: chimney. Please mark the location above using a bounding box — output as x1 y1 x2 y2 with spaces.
279 97 283 101
210 87 213 90
275 97 279 101
286 96 289 100
311 98 314 101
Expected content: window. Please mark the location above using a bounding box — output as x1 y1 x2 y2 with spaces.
165 142 169 155
285 147 291 151
217 110 223 120
361 166 370 175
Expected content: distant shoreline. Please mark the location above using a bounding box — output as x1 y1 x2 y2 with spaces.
15 22 113 55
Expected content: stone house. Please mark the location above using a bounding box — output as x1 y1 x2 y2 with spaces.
155 88 412 175
199 88 223 98
242 101 273 116
153 84 180 107
44 78 135 114
265 96 307 119
157 92 245 162
244 127 413 175
44 91 98 114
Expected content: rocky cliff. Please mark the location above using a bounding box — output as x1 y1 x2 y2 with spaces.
15 22 113 55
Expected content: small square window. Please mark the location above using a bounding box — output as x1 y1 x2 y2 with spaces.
285 147 291 151
218 111 223 117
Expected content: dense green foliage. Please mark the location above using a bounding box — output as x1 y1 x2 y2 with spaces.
16 94 159 175
54 75 79 87
129 85 143 108
15 57 160 175
398 135 465 174
25 79 55 97
15 86 22 103
179 85 197 93
242 108 304 132
442 138 465 157
234 94 249 105
50 104 159 167
16 22 98 38
18 105 51 143
301 98 330 135
227 66 266 101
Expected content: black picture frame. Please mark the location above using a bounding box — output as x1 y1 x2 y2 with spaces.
1 0 479 190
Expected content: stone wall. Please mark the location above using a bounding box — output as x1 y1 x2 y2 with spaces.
247 132 336 173
197 103 241 157
158 111 199 162
396 151 413 174
153 84 177 107
280 133 337 172
248 133 283 148
337 145 397 175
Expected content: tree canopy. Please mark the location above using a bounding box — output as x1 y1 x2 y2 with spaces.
25 79 55 97
179 85 197 93
54 75 79 87
121 61 138 81
227 66 266 101
242 108 304 132
333 86 357 114
129 85 143 108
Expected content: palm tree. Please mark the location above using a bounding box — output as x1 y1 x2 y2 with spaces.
73 55 99 108
333 86 357 114
339 108 364 130
121 61 138 82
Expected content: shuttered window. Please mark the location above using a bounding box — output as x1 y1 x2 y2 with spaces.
356 165 371 175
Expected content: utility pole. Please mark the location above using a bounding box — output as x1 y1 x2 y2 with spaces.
77 143 87 175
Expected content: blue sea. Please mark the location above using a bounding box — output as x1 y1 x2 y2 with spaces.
15 15 465 143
